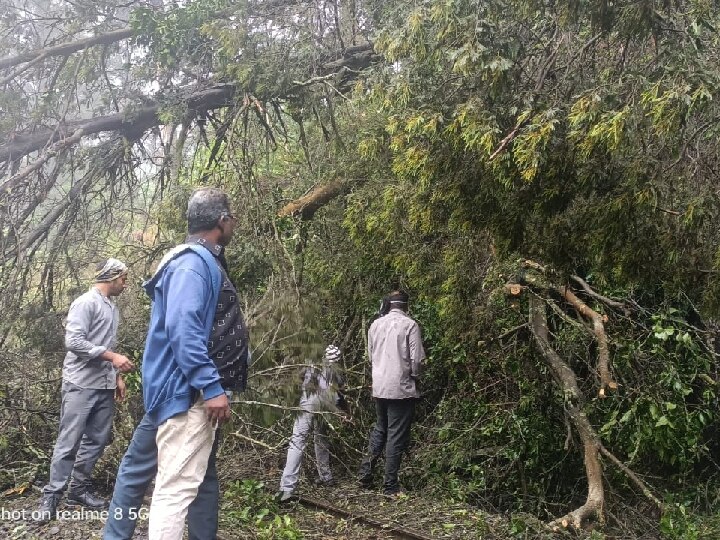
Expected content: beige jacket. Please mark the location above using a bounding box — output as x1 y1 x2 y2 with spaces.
368 309 425 399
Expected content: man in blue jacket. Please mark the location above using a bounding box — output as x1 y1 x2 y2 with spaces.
102 187 249 540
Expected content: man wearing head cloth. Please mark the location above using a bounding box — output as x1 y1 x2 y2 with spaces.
103 187 250 540
358 290 426 495
275 344 349 503
37 258 134 521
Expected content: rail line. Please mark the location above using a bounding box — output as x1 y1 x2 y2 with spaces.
294 494 436 540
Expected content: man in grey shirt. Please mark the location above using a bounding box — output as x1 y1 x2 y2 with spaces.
358 290 425 495
37 259 135 521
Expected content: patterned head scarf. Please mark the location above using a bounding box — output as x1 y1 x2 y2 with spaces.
324 345 341 364
94 258 128 283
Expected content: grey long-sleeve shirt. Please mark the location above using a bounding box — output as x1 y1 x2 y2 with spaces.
298 364 344 412
368 309 425 399
62 287 119 389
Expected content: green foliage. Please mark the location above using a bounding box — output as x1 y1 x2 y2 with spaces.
594 308 716 471
131 0 231 68
660 503 703 540
345 0 720 314
309 5 720 524
222 479 302 539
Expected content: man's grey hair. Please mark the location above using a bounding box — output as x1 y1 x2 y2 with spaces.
186 187 231 233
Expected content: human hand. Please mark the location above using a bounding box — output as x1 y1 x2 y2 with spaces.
204 393 231 425
109 352 134 373
115 376 126 402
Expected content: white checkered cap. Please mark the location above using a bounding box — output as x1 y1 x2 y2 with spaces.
324 345 341 363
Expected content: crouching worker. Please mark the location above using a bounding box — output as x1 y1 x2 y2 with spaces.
276 345 349 503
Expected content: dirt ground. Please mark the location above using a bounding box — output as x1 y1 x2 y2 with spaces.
0 487 519 540
0 447 548 540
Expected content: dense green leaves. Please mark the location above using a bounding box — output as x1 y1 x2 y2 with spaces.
1 0 719 534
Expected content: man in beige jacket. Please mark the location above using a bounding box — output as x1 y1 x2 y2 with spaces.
358 290 425 495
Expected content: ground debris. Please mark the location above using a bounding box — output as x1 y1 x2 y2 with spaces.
216 449 554 540
1 448 558 540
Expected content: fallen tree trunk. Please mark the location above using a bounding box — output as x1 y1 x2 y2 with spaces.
0 43 378 165
0 85 237 164
506 266 664 531
0 28 134 71
277 180 347 220
529 295 605 529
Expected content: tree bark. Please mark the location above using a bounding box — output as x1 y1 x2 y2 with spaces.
558 285 618 397
529 295 604 530
0 129 84 196
0 28 134 71
0 44 379 164
0 0 314 71
277 180 347 220
570 275 627 310
0 85 237 163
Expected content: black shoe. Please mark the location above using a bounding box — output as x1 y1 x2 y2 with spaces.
313 477 336 487
66 490 107 509
35 494 59 522
358 478 373 489
274 490 295 504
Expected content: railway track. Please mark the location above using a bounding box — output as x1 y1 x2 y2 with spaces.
293 494 437 540
213 492 437 540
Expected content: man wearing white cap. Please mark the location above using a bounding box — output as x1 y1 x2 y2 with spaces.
37 258 134 521
276 345 348 502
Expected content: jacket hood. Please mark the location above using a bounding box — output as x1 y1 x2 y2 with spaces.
143 244 195 300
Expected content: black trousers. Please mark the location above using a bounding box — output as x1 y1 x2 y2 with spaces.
358 398 415 494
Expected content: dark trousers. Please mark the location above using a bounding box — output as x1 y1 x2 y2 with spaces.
43 381 115 496
102 413 219 540
358 398 415 494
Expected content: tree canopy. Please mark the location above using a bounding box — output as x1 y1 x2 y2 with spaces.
1 0 719 536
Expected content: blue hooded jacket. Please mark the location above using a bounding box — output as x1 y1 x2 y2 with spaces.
141 244 225 425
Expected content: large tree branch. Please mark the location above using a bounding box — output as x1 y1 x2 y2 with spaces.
0 1 343 73
510 280 661 530
529 295 604 530
0 28 134 71
320 43 376 72
277 180 349 220
0 43 379 164
558 285 618 397
514 260 619 396
0 129 84 196
0 84 237 163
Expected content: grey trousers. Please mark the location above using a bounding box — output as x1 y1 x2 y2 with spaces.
358 398 415 494
279 411 332 493
43 381 115 496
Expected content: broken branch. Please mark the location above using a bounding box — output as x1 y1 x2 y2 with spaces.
0 28 133 71
571 275 629 313
530 295 604 529
558 285 618 397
